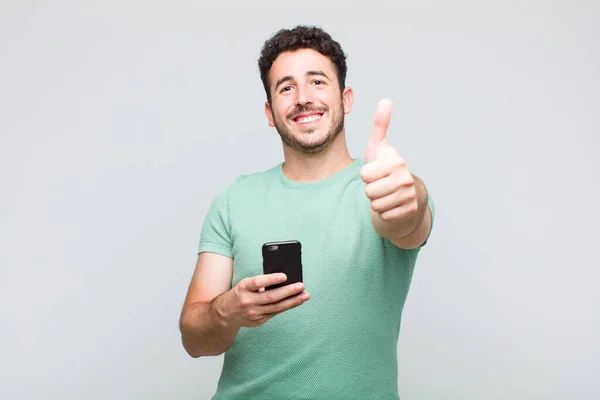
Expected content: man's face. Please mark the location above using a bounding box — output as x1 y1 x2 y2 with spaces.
265 49 353 154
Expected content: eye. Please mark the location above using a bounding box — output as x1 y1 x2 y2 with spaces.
313 80 323 85
280 85 292 93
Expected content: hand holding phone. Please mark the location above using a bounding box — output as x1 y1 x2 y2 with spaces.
212 240 308 329
215 272 310 328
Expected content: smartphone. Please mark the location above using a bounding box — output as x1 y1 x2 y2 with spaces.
262 240 303 291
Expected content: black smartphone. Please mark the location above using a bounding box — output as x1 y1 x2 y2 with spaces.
262 240 303 291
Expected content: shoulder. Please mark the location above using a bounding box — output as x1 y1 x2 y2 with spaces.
229 163 281 189
212 163 282 201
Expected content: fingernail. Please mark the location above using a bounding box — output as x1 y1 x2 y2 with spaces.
302 292 310 300
296 282 304 289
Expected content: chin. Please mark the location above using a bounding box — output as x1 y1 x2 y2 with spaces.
295 130 328 143
296 134 335 153
275 116 343 154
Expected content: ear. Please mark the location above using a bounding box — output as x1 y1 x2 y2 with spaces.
264 101 275 127
342 87 354 114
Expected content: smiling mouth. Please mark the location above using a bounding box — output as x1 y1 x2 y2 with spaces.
293 113 323 124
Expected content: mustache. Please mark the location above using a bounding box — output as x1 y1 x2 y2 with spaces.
287 105 328 119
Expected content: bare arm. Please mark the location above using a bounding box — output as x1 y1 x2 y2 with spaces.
179 252 237 357
179 252 311 358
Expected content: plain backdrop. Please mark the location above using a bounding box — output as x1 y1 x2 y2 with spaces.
1 1 599 399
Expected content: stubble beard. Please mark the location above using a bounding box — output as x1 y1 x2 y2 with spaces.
272 101 345 155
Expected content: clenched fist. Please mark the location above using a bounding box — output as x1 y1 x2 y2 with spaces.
360 99 419 223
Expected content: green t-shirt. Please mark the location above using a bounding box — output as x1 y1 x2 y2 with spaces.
198 158 435 400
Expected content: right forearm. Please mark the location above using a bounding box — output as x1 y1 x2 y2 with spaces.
179 294 240 357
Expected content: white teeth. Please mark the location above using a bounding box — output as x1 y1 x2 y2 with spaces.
296 114 321 124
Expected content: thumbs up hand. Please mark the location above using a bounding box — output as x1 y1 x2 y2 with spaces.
360 99 421 238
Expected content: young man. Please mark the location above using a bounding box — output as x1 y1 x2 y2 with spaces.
180 25 434 399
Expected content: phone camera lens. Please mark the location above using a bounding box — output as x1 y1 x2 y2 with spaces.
268 245 278 251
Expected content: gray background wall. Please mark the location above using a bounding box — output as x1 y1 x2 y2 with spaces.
1 1 598 399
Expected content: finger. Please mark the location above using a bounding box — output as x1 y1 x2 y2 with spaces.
370 191 406 214
365 175 400 200
360 151 402 183
360 160 389 184
362 147 405 182
257 281 306 305
243 273 287 292
379 203 417 221
369 99 392 145
259 291 311 315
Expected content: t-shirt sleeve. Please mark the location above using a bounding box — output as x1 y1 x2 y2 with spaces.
197 185 233 258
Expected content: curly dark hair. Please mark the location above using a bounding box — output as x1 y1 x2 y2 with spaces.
258 25 348 104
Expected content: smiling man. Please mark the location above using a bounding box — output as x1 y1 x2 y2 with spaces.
180 25 435 400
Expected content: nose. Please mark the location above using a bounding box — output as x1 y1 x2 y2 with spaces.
294 83 314 106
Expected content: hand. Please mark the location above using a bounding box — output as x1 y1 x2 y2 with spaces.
360 99 419 222
217 273 310 328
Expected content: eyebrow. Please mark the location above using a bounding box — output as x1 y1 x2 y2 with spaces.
274 70 330 91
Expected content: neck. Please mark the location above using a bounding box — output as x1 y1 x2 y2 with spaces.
281 131 354 182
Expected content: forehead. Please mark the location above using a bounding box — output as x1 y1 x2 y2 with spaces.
269 48 336 84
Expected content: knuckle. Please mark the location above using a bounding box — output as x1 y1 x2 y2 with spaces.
233 284 243 298
239 296 251 308
359 169 368 181
400 171 413 184
408 187 417 200
402 194 415 206
391 157 405 168
397 175 412 188
372 202 384 213
408 202 419 213
266 291 277 302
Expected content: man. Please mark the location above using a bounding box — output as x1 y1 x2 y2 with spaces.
180 25 434 399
